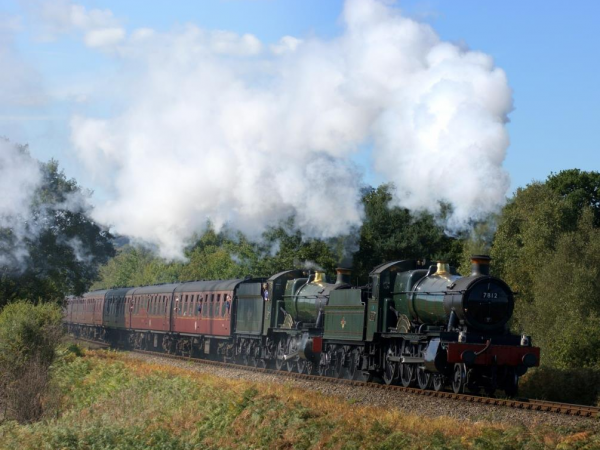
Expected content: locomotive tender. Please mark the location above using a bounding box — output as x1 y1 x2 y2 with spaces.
64 255 539 395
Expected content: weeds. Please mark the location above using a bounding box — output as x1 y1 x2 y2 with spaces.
1 350 599 449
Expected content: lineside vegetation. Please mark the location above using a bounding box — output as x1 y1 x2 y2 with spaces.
1 349 599 450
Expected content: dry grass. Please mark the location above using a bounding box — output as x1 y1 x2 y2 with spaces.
0 349 598 450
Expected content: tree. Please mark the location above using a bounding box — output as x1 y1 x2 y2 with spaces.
352 184 462 283
93 220 343 289
546 169 600 225
92 245 183 289
492 169 600 368
491 183 573 314
253 219 339 277
529 210 600 368
0 157 115 305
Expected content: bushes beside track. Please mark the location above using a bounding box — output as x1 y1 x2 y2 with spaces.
2 350 599 450
520 366 600 406
0 301 63 423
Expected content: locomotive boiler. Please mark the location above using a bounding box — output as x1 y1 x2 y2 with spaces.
394 256 514 331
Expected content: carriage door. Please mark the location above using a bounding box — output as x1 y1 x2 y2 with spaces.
171 294 179 332
163 295 169 330
127 296 132 329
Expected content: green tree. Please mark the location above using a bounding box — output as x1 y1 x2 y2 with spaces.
546 169 600 225
352 184 462 283
254 219 339 277
529 210 600 368
457 215 498 275
92 245 183 289
492 169 600 368
0 159 115 305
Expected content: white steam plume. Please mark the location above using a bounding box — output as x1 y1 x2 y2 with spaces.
68 0 512 259
0 140 42 266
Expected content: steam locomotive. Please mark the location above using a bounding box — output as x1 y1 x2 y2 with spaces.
64 255 539 396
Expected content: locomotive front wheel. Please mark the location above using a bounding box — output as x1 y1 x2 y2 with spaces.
417 367 431 390
452 363 466 394
383 348 398 385
275 341 285 371
297 358 307 374
433 374 444 392
400 363 413 387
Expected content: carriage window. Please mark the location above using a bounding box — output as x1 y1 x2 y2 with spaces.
216 294 221 317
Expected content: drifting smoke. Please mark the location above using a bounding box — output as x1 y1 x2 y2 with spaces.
67 0 512 259
0 140 42 266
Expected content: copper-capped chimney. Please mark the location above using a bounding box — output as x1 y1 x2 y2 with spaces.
471 255 491 276
335 268 352 285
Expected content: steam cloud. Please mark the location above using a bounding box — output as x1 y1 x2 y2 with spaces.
0 141 42 266
65 0 512 259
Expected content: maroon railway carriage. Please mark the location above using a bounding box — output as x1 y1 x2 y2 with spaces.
64 290 107 340
128 284 177 332
123 278 263 355
172 279 241 337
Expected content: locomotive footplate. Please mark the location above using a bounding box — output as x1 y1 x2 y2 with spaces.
446 342 540 368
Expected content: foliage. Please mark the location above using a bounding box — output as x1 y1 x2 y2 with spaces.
352 184 462 282
492 169 600 368
529 210 600 368
93 245 183 289
0 301 63 423
492 183 573 313
253 218 339 277
93 221 341 289
520 366 600 406
2 351 599 449
546 169 600 225
457 214 498 275
0 156 115 306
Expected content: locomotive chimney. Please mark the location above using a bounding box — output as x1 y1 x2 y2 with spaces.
471 255 491 276
335 268 352 285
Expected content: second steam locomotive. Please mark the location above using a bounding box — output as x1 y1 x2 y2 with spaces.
65 255 539 395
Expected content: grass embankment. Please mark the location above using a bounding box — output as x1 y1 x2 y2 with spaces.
1 349 598 450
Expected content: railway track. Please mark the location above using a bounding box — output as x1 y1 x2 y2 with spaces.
72 337 600 419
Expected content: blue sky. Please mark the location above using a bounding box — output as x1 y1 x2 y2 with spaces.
1 0 599 199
